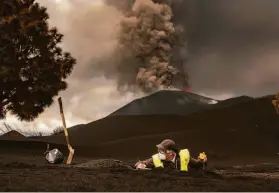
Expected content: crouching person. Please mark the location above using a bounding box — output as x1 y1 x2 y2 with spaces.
135 139 207 172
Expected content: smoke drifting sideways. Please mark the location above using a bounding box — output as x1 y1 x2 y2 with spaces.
106 0 279 97
173 0 279 96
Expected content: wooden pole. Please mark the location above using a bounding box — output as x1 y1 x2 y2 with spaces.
58 97 75 165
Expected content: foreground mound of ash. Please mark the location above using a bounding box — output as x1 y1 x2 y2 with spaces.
0 158 279 191
0 91 279 191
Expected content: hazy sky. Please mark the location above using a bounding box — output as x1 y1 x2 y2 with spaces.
1 0 278 134
1 0 143 134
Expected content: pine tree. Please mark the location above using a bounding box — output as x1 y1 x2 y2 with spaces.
0 0 76 121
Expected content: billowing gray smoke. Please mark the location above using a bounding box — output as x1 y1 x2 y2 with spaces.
120 0 184 92
99 0 188 93
105 0 279 96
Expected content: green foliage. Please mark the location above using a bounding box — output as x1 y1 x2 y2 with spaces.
0 0 76 121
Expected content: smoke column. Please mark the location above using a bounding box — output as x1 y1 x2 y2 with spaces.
95 0 189 93
106 0 279 96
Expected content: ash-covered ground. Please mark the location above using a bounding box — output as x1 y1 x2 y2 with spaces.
0 153 279 191
1 91 279 191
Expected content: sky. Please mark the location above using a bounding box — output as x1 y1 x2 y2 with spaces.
2 0 142 134
1 0 279 135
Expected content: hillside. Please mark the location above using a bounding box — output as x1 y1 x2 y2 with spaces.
215 95 254 107
109 90 219 116
0 130 25 140
39 94 279 159
1 92 277 160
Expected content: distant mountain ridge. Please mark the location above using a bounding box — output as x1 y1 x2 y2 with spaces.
108 90 270 117
108 90 219 116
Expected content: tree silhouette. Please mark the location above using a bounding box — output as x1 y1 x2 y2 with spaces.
0 0 76 121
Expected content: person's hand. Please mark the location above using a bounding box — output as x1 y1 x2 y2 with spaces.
135 161 147 169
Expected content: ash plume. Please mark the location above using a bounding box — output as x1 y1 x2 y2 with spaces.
105 0 279 96
99 0 189 93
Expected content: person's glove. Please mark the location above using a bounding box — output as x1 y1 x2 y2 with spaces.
198 152 207 163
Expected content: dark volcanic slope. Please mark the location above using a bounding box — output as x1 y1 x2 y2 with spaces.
38 95 279 160
215 96 254 107
109 90 219 116
0 130 25 140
